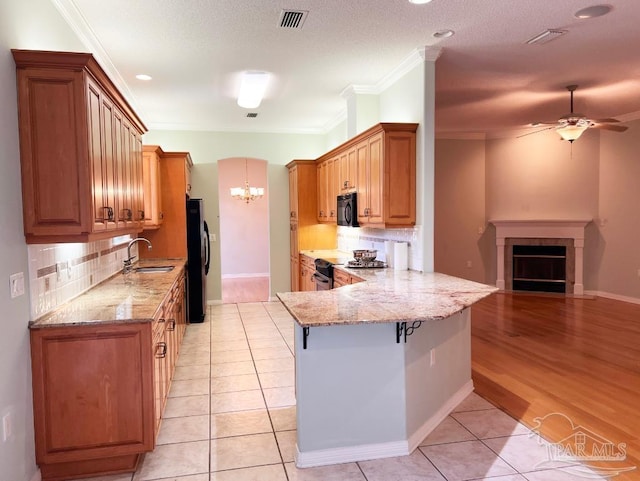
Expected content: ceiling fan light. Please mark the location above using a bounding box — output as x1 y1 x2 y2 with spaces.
557 124 588 142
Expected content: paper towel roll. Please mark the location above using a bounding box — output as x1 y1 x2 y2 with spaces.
393 242 408 271
384 241 395 268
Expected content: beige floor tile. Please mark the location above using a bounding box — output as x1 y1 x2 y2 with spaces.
211 360 256 377
211 373 260 393
176 351 211 367
269 406 297 431
358 450 446 481
211 433 281 471
452 409 530 439
156 414 210 445
173 364 210 381
472 476 527 481
259 370 295 389
483 434 571 472
263 386 296 408
420 440 517 481
211 349 252 364
210 464 287 481
180 343 211 354
453 392 496 412
246 329 283 340
524 467 608 480
275 430 297 463
211 409 272 438
420 415 477 446
211 339 249 352
255 357 294 373
248 338 289 349
251 347 293 360
284 462 367 480
163 395 210 418
211 389 266 413
168 378 210 398
133 440 208 480
71 475 133 481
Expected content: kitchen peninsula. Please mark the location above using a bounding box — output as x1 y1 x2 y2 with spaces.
277 268 497 468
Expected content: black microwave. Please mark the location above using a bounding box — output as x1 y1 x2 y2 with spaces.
337 193 358 227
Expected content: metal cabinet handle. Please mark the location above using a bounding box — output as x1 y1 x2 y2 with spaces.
167 319 176 331
124 208 132 221
156 342 167 358
138 209 145 220
102 206 114 221
160 212 164 220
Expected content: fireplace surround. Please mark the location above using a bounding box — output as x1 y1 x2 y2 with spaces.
490 219 591 295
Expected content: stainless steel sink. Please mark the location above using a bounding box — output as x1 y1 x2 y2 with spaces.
133 266 175 273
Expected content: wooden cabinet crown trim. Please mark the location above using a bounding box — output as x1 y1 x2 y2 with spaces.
315 122 418 164
12 49 147 134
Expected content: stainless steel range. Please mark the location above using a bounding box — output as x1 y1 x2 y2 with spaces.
312 258 333 290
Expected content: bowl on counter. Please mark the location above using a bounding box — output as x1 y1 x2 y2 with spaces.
353 249 377 262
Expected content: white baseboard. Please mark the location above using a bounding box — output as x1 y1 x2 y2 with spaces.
584 290 640 306
221 273 270 279
30 468 41 481
295 440 409 468
407 379 474 451
294 380 474 468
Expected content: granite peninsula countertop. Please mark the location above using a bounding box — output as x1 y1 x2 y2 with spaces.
299 249 353 265
277 267 498 327
29 258 186 329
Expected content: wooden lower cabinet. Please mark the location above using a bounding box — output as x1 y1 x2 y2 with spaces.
30 274 186 481
333 268 364 288
300 255 316 292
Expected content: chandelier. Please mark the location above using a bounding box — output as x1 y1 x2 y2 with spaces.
230 159 264 203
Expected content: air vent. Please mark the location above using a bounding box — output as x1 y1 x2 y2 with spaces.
525 29 567 45
278 9 308 29
246 113 258 118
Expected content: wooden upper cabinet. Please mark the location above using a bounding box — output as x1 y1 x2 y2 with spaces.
12 50 147 243
142 146 163 230
319 123 417 228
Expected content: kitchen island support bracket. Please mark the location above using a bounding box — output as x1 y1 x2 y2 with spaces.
396 321 424 343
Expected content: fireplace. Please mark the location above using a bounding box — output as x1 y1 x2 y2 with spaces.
490 219 591 295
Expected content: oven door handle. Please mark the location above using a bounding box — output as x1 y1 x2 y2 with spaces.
312 273 331 284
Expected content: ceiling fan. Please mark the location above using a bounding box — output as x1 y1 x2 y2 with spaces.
523 85 628 142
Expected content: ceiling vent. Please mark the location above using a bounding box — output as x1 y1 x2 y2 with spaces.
278 10 308 29
246 113 258 118
525 29 567 45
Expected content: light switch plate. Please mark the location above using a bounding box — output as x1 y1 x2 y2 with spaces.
10 272 24 299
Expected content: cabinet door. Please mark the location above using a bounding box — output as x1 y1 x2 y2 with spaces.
30 323 155 464
100 95 119 231
347 147 358 191
120 120 133 226
152 322 165 436
316 161 327 221
327 158 337 221
288 165 298 222
290 254 300 292
356 140 369 222
367 132 384 224
87 80 108 232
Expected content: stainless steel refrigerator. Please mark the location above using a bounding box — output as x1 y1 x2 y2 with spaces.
186 198 210 323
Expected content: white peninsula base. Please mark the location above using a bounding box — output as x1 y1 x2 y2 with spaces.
294 307 473 467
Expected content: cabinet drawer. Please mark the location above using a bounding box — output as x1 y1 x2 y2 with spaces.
333 269 350 286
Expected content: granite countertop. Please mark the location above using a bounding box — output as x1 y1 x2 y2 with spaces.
29 258 186 329
277 268 498 328
299 249 353 265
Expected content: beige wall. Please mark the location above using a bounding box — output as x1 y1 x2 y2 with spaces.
218 158 270 277
595 119 640 299
434 140 487 282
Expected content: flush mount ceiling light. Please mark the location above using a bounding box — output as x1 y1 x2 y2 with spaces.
135 74 152 81
433 29 455 38
575 4 612 19
237 71 269 109
408 0 433 4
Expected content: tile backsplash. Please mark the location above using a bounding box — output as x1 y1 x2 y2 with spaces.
337 225 423 271
27 234 136 320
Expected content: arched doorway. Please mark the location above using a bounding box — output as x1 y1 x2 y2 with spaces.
217 157 270 303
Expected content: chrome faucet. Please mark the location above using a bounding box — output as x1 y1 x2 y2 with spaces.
123 237 152 273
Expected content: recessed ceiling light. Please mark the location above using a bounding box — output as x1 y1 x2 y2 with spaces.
574 4 612 19
433 29 454 38
135 74 152 81
408 0 433 4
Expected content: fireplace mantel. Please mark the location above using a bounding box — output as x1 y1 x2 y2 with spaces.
489 219 592 295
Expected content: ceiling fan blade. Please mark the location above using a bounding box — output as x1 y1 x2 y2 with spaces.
593 123 628 132
591 118 620 123
516 126 554 138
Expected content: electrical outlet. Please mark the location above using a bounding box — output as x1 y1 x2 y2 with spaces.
430 349 436 367
466 260 472 268
10 272 24 299
2 413 11 441
478 226 484 235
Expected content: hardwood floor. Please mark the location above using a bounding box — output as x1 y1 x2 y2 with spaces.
471 293 640 480
221 276 270 304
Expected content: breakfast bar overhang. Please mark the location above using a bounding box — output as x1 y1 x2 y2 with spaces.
277 269 497 468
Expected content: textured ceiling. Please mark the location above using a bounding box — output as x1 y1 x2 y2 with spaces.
58 0 640 136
